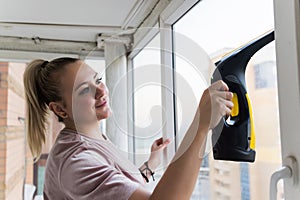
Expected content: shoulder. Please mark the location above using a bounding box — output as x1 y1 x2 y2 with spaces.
64 149 111 168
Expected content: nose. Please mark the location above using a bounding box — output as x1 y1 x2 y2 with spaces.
95 83 106 99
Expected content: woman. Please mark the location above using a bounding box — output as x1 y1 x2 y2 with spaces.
24 57 233 200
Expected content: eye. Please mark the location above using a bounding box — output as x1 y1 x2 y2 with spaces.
79 87 90 95
96 77 102 85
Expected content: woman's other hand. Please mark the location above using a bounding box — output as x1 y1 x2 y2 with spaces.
148 137 170 170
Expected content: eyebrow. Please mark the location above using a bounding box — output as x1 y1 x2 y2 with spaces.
75 72 98 91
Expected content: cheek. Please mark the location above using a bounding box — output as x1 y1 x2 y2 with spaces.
73 96 95 112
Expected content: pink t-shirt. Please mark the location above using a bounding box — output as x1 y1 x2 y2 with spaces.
43 129 144 200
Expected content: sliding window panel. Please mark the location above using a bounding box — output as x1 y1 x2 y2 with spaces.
172 0 280 199
132 34 163 190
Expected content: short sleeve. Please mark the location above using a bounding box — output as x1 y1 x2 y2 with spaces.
60 150 140 200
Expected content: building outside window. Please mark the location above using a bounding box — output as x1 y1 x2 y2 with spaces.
254 61 277 89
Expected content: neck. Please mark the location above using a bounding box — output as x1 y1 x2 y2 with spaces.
64 121 105 140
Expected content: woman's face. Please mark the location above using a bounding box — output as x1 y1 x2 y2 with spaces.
61 60 111 127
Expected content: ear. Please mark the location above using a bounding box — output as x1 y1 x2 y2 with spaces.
49 102 68 119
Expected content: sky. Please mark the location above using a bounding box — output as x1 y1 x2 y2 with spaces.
174 0 274 55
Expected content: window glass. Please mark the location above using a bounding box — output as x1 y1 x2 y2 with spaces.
173 0 280 199
174 0 274 56
133 34 162 190
254 61 277 89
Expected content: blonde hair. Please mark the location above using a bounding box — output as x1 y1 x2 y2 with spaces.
23 57 79 160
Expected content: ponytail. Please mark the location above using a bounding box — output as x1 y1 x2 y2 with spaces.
23 57 79 160
24 60 49 160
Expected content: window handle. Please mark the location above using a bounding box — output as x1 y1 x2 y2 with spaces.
270 156 298 200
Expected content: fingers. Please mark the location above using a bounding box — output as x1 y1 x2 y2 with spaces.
158 139 171 149
214 90 233 101
212 91 234 116
152 138 171 152
199 80 234 130
155 137 170 145
219 98 234 116
163 138 171 146
207 81 233 102
210 80 229 91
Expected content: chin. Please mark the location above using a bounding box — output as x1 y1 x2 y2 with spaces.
96 111 111 120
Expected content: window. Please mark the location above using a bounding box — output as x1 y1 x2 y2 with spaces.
172 0 280 199
132 34 162 190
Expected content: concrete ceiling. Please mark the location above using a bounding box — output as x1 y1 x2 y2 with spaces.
0 0 167 60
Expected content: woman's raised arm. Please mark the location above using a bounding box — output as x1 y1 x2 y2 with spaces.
129 80 233 200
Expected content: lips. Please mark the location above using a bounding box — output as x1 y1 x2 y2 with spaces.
95 101 107 108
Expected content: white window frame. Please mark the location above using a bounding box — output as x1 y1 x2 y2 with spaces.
159 0 201 164
127 0 200 165
127 26 160 163
273 0 300 198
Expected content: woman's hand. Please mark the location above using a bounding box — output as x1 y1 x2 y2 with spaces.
147 137 170 171
199 80 234 130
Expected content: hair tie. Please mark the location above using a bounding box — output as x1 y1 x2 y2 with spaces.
41 61 49 68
